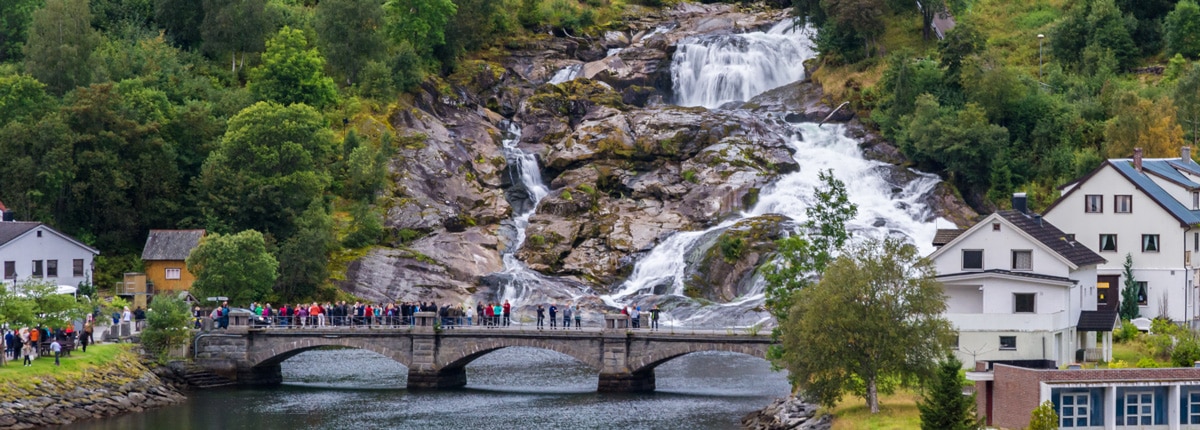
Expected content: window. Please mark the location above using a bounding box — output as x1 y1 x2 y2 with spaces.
3 261 13 279
1123 391 1154 425
46 260 57 278
1142 234 1160 252
962 250 983 270
952 334 959 350
1099 234 1118 252
999 336 1017 350
1194 191 1199 210
165 268 181 280
1061 392 1091 427
73 259 83 277
35 230 41 238
1014 293 1036 313
31 260 42 278
1188 391 1200 424
1115 195 1132 213
1012 250 1032 270
1136 281 1148 306
1085 195 1103 213
992 222 1001 231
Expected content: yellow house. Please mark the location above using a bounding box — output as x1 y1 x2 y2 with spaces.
140 229 204 293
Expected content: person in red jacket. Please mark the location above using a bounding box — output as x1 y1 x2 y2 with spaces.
502 300 511 327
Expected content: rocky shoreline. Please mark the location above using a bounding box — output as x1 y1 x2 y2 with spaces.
0 355 186 429
742 395 832 430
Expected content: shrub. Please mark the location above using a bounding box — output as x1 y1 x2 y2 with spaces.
1171 333 1200 367
1135 357 1160 368
139 295 193 362
682 169 698 183
1151 317 1181 336
718 235 744 262
1115 320 1140 343
1028 401 1059 430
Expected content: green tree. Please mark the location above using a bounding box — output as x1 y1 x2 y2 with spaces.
1165 0 1200 59
21 280 91 329
155 0 205 48
201 0 271 73
1104 91 1186 158
0 74 55 125
274 202 334 300
1175 64 1200 145
197 101 334 241
24 0 102 95
186 230 279 305
1120 254 1141 320
822 0 886 57
0 283 36 328
0 0 40 61
778 237 953 413
918 354 982 429
898 95 1009 192
1028 400 1060 430
248 26 338 108
139 294 192 361
384 0 457 55
315 0 385 85
764 169 858 319
1051 0 1138 72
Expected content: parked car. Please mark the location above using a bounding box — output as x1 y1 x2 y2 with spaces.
227 308 268 327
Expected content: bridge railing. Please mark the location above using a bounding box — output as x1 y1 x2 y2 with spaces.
203 313 772 336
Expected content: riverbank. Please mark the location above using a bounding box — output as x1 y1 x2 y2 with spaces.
741 395 831 430
0 344 185 429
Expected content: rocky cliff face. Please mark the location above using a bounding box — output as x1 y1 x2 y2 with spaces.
339 3 977 308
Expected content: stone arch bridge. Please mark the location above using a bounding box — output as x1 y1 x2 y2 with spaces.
193 323 774 392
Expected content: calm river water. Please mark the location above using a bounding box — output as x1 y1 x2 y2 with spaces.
60 347 790 429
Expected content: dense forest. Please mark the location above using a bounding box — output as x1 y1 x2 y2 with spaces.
0 0 675 301
3 0 1196 303
797 0 1200 209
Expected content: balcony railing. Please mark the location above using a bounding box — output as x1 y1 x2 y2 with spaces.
115 280 153 295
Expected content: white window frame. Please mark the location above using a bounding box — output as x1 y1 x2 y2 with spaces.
1012 250 1032 271
1061 392 1090 428
962 249 983 270
1085 195 1103 213
1187 391 1200 425
1114 194 1132 213
165 268 182 280
1123 390 1154 426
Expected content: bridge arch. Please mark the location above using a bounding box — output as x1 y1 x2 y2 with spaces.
627 342 770 375
246 336 413 369
436 337 604 371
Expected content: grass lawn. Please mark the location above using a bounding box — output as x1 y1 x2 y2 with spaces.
0 343 133 397
831 390 922 430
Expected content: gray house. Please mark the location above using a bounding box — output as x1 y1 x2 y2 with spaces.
1 220 100 290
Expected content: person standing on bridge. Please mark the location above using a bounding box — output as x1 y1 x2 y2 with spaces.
650 305 661 331
562 305 572 329
573 304 581 329
502 300 511 327
631 306 641 329
536 305 545 330
548 304 558 329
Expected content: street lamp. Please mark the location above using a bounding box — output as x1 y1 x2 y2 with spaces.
1038 33 1045 81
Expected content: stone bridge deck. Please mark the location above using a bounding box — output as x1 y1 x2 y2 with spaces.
193 322 774 392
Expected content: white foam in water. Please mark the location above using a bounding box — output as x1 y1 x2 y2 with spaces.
548 64 582 85
602 123 945 316
498 122 551 303
671 20 813 109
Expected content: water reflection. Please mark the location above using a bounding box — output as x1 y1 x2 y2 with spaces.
59 347 789 430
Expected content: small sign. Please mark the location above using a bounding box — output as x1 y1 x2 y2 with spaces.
206 296 228 302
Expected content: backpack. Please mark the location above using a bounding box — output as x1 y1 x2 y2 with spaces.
210 308 221 319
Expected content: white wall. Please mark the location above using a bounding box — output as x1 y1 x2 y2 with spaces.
1044 165 1197 321
932 215 1073 278
954 329 1072 369
0 225 96 289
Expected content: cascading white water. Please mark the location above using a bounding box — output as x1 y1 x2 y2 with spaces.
602 123 945 321
548 64 582 85
497 122 550 303
671 20 813 109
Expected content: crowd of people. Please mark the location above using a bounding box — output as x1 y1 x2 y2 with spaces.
201 300 665 330
2 315 96 367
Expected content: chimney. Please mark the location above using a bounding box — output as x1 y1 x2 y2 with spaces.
1012 192 1028 214
1185 146 1193 161
1134 147 1143 172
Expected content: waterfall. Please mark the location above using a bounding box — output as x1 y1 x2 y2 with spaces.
497 122 551 303
548 64 582 85
602 124 944 323
671 20 814 109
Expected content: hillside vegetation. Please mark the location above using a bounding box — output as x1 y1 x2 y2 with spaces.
801 0 1200 211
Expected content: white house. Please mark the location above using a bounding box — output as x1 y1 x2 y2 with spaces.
1 220 100 291
929 195 1111 368
1043 147 1200 324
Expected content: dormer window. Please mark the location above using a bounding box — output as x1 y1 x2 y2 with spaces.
962 250 983 270
1085 195 1103 213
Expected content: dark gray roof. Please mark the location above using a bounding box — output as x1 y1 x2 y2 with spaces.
0 222 42 246
141 230 205 261
936 269 1073 284
1077 310 1119 332
933 229 965 246
997 210 1107 268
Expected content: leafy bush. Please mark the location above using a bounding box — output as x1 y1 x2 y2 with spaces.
1135 357 1160 368
1143 333 1176 361
1107 359 1130 369
1171 333 1200 367
139 295 192 361
682 169 698 183
1151 317 1182 336
718 234 744 262
1115 320 1140 343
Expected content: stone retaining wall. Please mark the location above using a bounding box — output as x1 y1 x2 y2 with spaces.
0 356 186 429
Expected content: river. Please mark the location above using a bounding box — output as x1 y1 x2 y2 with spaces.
60 348 789 429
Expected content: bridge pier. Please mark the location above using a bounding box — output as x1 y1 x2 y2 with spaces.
598 370 655 393
237 363 282 386
407 367 467 390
